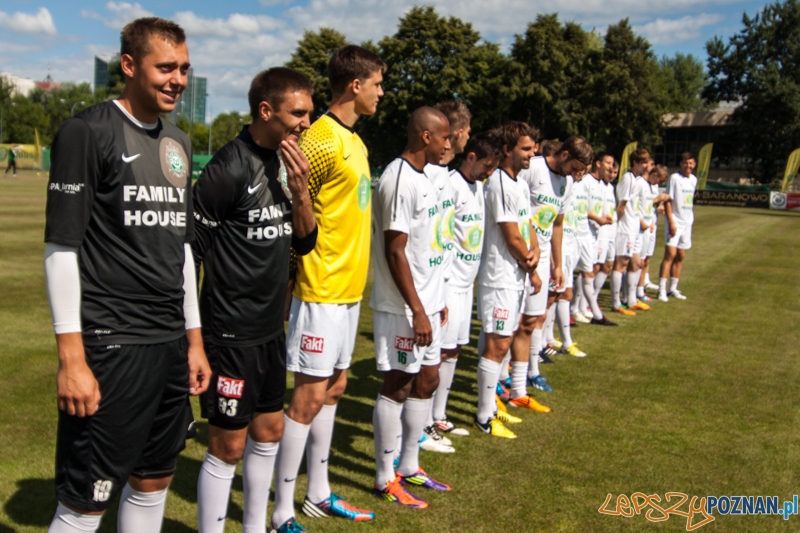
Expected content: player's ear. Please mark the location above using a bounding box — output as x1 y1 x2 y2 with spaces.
120 53 136 79
259 101 273 122
421 130 432 145
351 78 361 95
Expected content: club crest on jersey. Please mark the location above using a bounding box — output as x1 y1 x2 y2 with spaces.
395 337 414 351
462 224 483 252
159 138 188 187
536 206 558 230
216 376 244 399
431 215 444 252
494 308 510 320
301 335 324 353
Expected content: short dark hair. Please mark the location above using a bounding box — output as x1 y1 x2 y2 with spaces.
652 164 669 180
464 131 503 161
121 17 185 63
539 139 562 157
561 135 593 166
328 45 386 95
248 67 314 120
497 121 537 152
594 151 614 165
679 151 696 163
630 147 650 165
435 100 472 135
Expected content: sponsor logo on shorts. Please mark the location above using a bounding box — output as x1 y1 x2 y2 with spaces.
493 308 510 320
395 337 414 352
301 335 325 353
216 376 244 399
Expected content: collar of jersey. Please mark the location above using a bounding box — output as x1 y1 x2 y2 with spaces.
400 157 425 175
324 111 355 133
238 126 278 159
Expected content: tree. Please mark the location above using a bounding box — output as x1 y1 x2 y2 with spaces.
285 28 349 119
704 0 800 183
210 111 249 153
173 115 211 155
659 53 709 113
360 6 509 165
3 93 49 144
28 82 100 144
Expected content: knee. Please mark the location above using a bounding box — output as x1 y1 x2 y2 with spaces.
326 377 347 404
250 414 284 443
208 436 246 465
287 389 326 424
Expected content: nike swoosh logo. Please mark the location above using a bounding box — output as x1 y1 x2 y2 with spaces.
248 183 262 194
121 153 140 163
422 192 428 197
438 186 444 190
284 477 296 482
321 458 328 463
343 154 351 160
383 449 394 454
217 517 225 521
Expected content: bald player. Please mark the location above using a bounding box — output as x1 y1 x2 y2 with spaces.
370 107 453 508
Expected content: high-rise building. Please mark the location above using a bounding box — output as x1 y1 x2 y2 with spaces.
94 53 120 93
169 68 207 125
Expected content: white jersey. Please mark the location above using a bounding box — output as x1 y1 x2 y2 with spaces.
520 156 573 253
477 168 531 290
667 172 697 226
572 178 591 238
562 190 578 252
587 174 606 240
448 169 485 289
370 158 445 316
603 180 617 240
616 171 640 236
638 178 659 227
426 163 456 281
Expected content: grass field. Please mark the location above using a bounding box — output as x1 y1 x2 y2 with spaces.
2 170 800 532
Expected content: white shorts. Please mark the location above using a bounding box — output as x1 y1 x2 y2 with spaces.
595 236 615 264
477 285 524 337
286 298 360 377
558 246 576 293
615 232 641 258
644 228 657 258
523 251 551 316
576 236 595 272
374 310 441 373
441 285 474 349
665 224 692 250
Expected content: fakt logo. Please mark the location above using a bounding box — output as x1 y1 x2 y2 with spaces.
395 337 414 351
494 308 510 320
301 335 325 353
217 376 244 399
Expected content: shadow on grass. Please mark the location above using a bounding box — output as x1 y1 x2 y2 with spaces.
4 478 56 527
0 523 16 533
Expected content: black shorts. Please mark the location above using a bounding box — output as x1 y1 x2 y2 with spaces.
200 333 287 430
55 337 190 512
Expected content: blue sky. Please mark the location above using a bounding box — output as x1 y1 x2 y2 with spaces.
0 0 772 118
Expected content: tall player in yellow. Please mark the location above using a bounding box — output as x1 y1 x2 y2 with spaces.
271 46 386 533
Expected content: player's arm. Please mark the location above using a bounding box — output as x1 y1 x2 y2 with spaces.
551 214 565 290
499 222 537 272
385 230 432 346
281 138 317 254
664 178 677 236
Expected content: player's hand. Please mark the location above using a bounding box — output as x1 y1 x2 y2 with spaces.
186 329 211 395
56 333 101 417
668 224 676 238
280 138 310 195
604 216 614 226
650 223 655 233
552 266 564 291
440 307 448 326
530 270 543 295
412 311 433 347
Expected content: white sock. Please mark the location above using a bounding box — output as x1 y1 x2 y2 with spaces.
476 357 502 424
659 278 668 294
48 503 103 533
595 270 608 294
611 271 623 309
373 394 403 488
272 416 311 529
510 361 528 399
528 328 542 378
242 438 279 533
644 272 652 286
477 330 486 359
637 286 645 298
305 404 336 504
397 397 431 476
117 484 168 533
670 278 679 292
197 453 236 533
556 299 573 347
498 350 511 381
583 276 603 320
572 278 583 310
394 433 403 462
543 304 557 343
432 358 457 421
627 270 641 307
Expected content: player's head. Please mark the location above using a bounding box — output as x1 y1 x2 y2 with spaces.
549 135 593 179
248 67 314 148
679 151 696 176
460 131 503 182
328 45 386 115
609 160 620 183
538 139 562 158
408 106 451 165
435 100 472 159
119 17 189 115
646 155 655 173
593 151 614 181
497 121 538 174
650 164 668 185
629 147 651 175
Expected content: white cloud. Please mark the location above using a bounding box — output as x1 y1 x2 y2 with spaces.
635 13 725 45
0 7 56 36
81 2 154 30
174 11 283 38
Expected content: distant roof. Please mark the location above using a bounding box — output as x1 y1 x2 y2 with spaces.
664 110 733 128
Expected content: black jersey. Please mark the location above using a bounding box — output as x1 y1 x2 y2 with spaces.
45 101 194 346
192 127 307 347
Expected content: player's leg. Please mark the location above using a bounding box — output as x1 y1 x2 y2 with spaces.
513 310 553 408
659 225 682 301
669 226 692 299
612 234 634 314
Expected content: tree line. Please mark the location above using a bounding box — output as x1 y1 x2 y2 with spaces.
2 1 797 183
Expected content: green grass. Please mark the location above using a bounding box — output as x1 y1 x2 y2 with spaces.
2 171 800 532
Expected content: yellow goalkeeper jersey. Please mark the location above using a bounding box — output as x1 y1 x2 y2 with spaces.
294 113 373 303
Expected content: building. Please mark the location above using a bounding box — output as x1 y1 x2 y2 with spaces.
168 68 207 125
0 73 36 96
94 53 120 93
